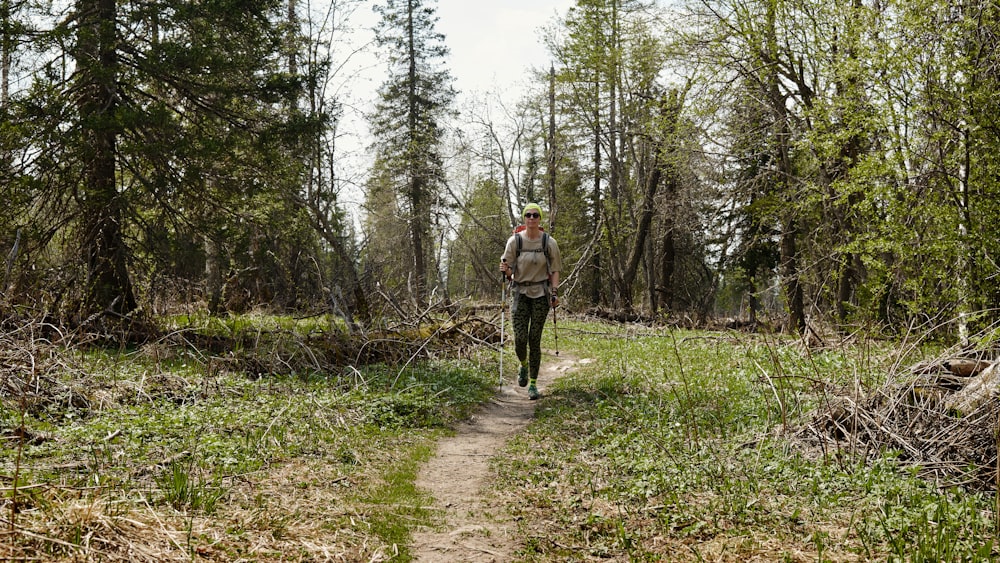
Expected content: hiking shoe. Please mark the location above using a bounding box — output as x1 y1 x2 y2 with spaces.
518 366 528 387
528 384 540 400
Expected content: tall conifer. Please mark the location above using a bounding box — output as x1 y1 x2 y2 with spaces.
369 0 454 306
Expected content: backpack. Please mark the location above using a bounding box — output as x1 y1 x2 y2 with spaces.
511 226 551 278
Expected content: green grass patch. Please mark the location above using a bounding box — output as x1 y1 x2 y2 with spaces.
496 320 998 561
354 436 439 560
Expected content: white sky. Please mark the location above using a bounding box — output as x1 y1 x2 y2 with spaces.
334 0 575 205
338 0 573 104
435 0 574 96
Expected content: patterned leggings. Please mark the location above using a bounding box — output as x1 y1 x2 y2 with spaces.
512 294 550 379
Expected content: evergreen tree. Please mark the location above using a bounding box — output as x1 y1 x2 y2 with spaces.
361 155 413 313
369 0 454 307
1 0 312 323
446 176 506 300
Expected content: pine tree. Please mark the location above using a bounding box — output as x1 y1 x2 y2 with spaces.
1 0 309 323
369 0 454 306
74 0 137 317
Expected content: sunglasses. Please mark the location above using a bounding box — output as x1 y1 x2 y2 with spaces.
525 213 541 218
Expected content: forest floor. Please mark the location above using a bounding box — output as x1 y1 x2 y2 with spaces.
9 317 998 561
409 353 578 562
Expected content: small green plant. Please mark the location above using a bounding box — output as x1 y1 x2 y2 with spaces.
157 460 227 513
1 313 502 560
14 314 998 561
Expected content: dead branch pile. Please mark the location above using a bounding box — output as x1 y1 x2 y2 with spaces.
152 312 499 379
0 303 502 441
802 353 1000 490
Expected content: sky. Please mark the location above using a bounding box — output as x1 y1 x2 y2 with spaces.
341 0 576 122
335 0 576 209
434 0 574 97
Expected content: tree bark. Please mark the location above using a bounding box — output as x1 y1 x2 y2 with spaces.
589 77 603 307
547 64 557 232
660 224 675 312
406 0 427 306
1 0 10 105
780 220 805 333
764 0 804 334
944 361 999 416
76 0 136 317
205 236 223 314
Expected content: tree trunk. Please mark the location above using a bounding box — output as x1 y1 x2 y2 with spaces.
956 125 971 345
619 162 658 312
764 0 804 334
547 64 557 232
1 0 10 105
589 78 603 307
76 0 136 318
205 236 223 314
607 8 628 309
747 277 759 326
287 0 298 76
645 230 656 313
944 361 999 416
405 0 426 306
780 220 804 333
660 225 675 312
621 94 681 313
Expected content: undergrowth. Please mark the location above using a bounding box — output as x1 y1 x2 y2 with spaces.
4 314 998 561
496 321 998 561
0 313 496 561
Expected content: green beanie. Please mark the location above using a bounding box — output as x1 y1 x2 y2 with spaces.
522 203 543 219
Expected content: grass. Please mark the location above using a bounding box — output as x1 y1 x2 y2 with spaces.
495 321 998 561
353 437 438 559
3 314 998 560
0 315 497 560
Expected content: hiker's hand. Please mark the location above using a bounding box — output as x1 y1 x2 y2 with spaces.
500 261 510 275
550 295 558 308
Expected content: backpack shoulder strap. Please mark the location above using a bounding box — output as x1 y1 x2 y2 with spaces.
511 233 523 279
542 233 551 274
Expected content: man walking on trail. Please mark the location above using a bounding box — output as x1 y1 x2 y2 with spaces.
500 203 562 400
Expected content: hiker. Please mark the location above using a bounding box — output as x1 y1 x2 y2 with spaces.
500 203 562 400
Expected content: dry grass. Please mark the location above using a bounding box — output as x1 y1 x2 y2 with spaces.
803 348 1000 491
1 312 497 561
1 457 393 561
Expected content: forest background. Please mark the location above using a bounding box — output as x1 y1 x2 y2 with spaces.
5 1 1000 560
1 0 999 339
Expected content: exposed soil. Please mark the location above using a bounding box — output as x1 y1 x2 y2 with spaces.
410 353 578 562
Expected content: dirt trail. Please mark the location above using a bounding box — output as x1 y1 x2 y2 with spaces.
410 354 579 562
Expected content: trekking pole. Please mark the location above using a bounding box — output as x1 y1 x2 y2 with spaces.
551 294 559 356
499 259 507 388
